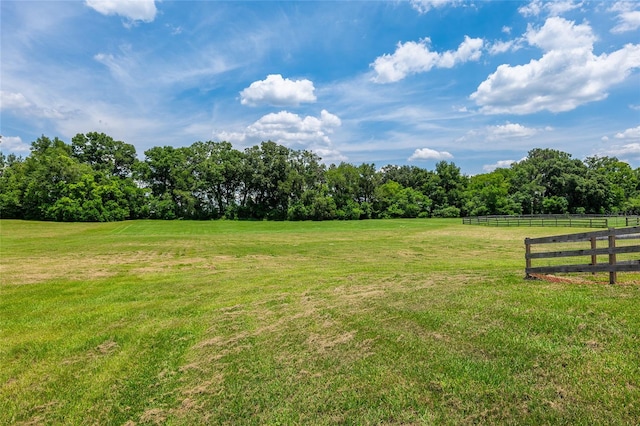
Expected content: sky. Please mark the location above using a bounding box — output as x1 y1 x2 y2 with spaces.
1 0 639 175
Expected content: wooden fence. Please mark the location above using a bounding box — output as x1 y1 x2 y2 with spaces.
464 215 610 228
525 226 640 284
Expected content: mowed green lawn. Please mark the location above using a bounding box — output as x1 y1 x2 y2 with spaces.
1 219 639 425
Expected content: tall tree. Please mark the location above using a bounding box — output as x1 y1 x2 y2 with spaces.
71 132 137 178
0 153 26 218
429 161 467 217
190 141 244 218
465 170 520 216
138 146 196 219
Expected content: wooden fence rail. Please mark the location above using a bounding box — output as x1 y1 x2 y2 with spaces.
525 226 640 284
464 215 610 228
465 215 640 229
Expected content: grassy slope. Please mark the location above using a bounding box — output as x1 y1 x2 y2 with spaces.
1 219 638 425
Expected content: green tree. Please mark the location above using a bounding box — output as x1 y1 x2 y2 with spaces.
238 141 292 220
138 146 196 219
511 148 589 214
465 170 520 216
71 132 137 178
380 164 434 193
326 163 359 217
0 153 26 218
374 181 431 218
584 156 637 213
20 136 88 220
190 141 244 218
429 161 467 217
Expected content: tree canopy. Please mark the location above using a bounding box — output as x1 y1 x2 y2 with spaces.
1 134 639 222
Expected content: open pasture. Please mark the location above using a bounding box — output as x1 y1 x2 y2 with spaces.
1 219 639 424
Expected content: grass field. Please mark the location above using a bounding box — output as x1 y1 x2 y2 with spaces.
1 219 639 425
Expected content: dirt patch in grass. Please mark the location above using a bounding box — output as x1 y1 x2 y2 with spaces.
139 408 166 425
306 330 356 353
529 273 640 285
95 340 119 355
0 252 226 285
529 274 593 285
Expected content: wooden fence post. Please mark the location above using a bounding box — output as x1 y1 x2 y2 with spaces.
591 237 597 275
525 238 531 278
608 228 617 285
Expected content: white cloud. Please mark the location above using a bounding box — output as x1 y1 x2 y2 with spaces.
597 125 640 159
85 0 157 23
519 0 582 17
408 147 453 161
240 74 316 107
524 17 595 51
372 36 484 83
0 90 67 119
471 17 640 114
487 123 540 140
410 0 459 14
519 0 542 17
482 159 517 172
246 110 340 143
615 125 640 140
609 2 640 33
94 52 135 85
456 123 551 150
214 110 343 160
488 40 518 55
0 136 31 154
603 143 640 158
546 0 583 17
0 91 32 110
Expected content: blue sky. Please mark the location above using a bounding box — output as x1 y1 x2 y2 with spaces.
1 0 639 174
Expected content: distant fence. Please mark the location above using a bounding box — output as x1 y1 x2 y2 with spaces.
525 226 640 284
628 216 640 226
463 215 640 229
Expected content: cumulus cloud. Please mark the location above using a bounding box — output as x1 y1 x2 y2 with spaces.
371 36 483 83
471 17 640 114
615 125 640 140
0 136 31 154
408 147 453 161
214 110 342 159
246 110 340 143
609 2 640 33
240 74 316 106
85 0 157 24
524 17 594 51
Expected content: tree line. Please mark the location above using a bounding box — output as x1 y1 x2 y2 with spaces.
1 132 639 222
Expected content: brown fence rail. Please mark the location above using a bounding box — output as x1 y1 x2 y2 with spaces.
525 226 640 284
464 215 640 229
